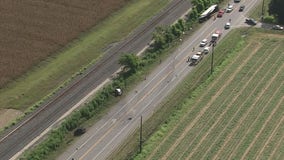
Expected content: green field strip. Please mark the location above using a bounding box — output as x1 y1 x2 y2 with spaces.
167 41 269 159
152 39 266 159
270 133 284 160
243 54 284 159
222 46 284 159
147 47 251 160
156 45 258 159
212 38 282 160
188 48 282 160
245 96 284 159
257 115 284 160
180 39 279 160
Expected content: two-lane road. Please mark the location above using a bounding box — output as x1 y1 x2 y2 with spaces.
59 0 262 159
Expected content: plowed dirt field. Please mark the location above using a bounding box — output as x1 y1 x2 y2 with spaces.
0 0 129 88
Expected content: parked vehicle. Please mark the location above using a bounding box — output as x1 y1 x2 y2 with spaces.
245 18 257 25
272 25 284 30
239 5 245 11
234 0 241 3
217 9 225 17
211 30 222 43
200 39 208 47
188 53 203 66
115 88 122 96
203 47 210 54
199 4 219 22
226 4 233 13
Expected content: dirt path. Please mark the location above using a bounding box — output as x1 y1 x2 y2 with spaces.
0 109 23 129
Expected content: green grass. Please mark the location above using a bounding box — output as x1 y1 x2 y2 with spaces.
130 28 284 160
0 0 171 110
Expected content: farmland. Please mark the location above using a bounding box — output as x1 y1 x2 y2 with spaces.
0 0 170 113
0 0 130 88
133 29 284 160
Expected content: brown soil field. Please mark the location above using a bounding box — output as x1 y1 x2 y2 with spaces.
0 0 130 88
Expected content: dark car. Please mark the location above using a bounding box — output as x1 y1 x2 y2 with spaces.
245 18 257 25
74 127 86 136
239 5 245 11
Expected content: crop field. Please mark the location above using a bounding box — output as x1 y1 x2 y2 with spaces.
134 29 284 160
0 0 130 88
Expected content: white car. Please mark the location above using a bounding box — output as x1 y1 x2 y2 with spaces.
199 39 208 47
203 47 210 54
226 4 233 12
272 25 283 30
225 22 231 29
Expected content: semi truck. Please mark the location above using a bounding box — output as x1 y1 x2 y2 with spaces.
199 4 218 22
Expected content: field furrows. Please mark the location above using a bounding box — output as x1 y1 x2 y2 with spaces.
139 33 284 160
147 42 258 160
0 0 129 87
184 40 282 160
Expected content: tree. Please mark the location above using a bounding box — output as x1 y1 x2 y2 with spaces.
119 54 140 73
269 0 284 23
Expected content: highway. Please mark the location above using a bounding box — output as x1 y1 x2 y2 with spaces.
0 0 191 160
58 0 262 159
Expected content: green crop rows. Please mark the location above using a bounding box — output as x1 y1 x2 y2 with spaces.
134 29 284 160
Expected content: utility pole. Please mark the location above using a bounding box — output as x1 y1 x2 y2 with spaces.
211 42 215 74
261 0 265 21
139 116 143 153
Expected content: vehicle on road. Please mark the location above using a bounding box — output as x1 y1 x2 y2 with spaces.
245 18 257 25
211 30 222 44
225 22 231 29
188 52 203 66
234 0 241 2
272 25 284 30
199 4 218 22
203 47 210 54
239 5 245 11
217 9 225 17
200 39 208 47
226 4 233 13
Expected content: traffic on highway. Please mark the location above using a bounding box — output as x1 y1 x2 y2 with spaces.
59 0 262 159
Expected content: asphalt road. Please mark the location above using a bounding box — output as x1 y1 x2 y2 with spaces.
0 0 191 160
58 0 261 159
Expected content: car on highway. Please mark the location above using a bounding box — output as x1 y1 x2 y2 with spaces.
226 4 233 13
272 25 284 30
239 5 245 12
245 18 257 25
199 39 208 47
224 22 231 29
217 9 225 17
188 53 203 66
203 47 210 54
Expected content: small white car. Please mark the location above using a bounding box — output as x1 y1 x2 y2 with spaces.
225 22 231 29
203 47 210 54
199 39 208 47
226 4 233 12
272 25 284 30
